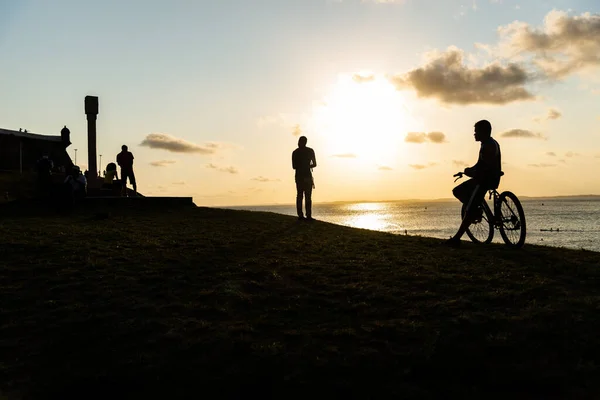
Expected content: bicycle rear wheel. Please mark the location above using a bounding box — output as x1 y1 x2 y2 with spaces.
461 202 494 244
498 191 526 248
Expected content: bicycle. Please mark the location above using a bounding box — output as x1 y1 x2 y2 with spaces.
453 172 527 248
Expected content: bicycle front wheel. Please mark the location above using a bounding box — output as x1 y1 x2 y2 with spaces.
461 203 494 244
498 191 526 248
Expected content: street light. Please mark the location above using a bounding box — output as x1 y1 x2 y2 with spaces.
99 154 102 176
74 149 78 165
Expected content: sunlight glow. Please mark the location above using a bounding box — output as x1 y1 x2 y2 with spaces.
345 202 386 212
311 74 421 166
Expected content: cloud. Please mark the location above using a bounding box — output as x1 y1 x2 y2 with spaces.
352 74 376 83
149 160 176 167
251 176 281 182
558 159 567 163
452 160 469 167
535 108 562 123
292 124 302 137
378 166 393 171
405 131 447 143
206 163 239 174
546 152 557 157
360 0 406 3
172 181 186 185
257 115 284 128
332 153 358 158
500 129 546 139
409 164 428 170
565 151 580 158
140 133 222 154
389 48 534 105
547 108 562 120
529 163 557 168
497 10 600 79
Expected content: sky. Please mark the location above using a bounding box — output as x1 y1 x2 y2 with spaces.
1 0 600 206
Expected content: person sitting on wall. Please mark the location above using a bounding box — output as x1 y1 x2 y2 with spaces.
64 166 87 205
35 155 54 198
102 162 121 194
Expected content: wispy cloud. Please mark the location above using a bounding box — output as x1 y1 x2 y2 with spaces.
292 124 302 137
405 131 447 144
149 160 176 167
352 74 376 83
378 165 393 171
360 0 406 3
409 164 427 170
141 133 223 154
546 152 557 157
529 163 557 168
452 160 469 167
409 162 437 170
390 47 534 105
206 163 239 174
500 129 546 140
534 108 562 123
547 108 562 120
332 153 358 158
172 181 186 185
565 151 580 158
251 176 281 182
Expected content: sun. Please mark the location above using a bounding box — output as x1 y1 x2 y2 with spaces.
311 73 419 166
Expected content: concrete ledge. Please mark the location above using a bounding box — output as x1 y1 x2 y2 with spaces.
82 196 196 208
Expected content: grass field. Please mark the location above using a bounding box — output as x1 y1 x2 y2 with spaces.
1 204 599 399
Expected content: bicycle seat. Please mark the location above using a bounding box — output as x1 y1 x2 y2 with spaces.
499 171 504 177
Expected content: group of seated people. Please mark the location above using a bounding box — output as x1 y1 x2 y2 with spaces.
62 162 126 202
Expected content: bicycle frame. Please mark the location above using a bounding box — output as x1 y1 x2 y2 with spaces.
481 189 503 228
454 171 526 247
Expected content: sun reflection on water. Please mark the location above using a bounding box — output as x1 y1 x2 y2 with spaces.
341 202 400 231
344 202 386 212
346 213 390 231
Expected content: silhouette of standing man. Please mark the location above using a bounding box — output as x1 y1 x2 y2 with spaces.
292 136 317 221
117 145 137 197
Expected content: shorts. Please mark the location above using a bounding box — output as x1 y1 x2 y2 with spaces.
453 178 488 215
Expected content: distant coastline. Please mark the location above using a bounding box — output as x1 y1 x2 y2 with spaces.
224 194 600 208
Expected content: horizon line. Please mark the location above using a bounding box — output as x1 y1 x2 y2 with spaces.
219 194 600 208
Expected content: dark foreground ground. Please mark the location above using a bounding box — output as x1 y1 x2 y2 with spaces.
0 204 599 399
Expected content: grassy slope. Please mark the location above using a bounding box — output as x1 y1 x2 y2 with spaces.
0 206 599 399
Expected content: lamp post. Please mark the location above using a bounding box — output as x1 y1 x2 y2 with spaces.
74 149 78 165
99 154 102 176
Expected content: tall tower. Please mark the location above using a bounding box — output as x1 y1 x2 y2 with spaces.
85 96 98 178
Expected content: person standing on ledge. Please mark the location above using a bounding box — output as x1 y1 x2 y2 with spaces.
292 136 317 221
116 145 137 197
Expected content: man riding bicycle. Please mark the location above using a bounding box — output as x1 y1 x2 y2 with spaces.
445 120 502 247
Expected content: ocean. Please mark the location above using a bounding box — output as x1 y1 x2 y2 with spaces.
226 198 600 253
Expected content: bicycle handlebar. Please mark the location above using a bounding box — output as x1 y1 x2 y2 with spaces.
453 172 464 182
